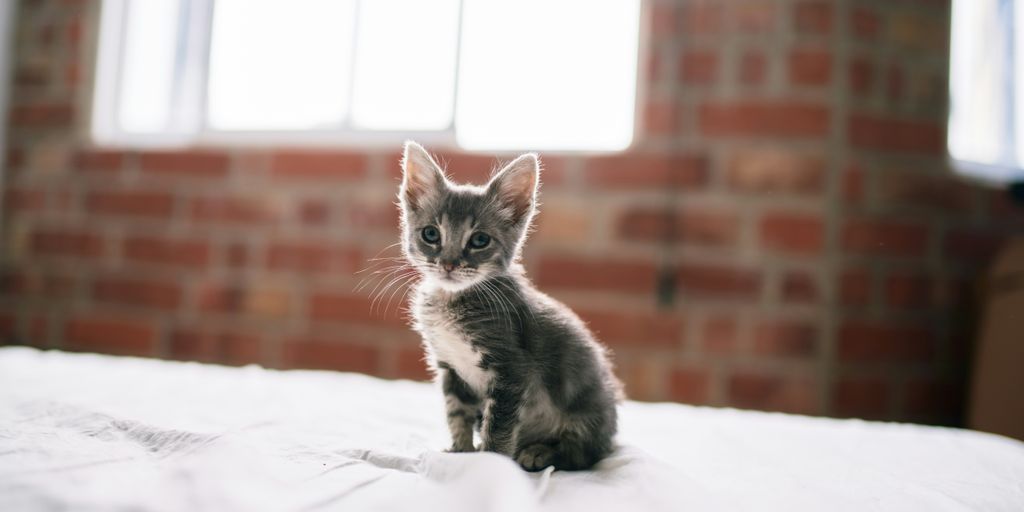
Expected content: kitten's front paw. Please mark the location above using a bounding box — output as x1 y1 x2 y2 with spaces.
445 443 476 453
515 444 555 472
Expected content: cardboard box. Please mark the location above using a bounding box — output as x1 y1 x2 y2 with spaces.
969 238 1024 441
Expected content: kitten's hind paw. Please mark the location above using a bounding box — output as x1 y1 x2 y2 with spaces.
444 443 476 453
515 444 555 472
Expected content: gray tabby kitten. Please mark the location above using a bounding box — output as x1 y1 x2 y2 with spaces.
397 141 622 472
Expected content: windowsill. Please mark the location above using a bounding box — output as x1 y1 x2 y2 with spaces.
949 157 1024 187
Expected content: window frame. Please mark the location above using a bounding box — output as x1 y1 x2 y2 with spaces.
90 0 647 153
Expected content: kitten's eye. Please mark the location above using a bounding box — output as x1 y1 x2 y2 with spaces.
469 232 491 249
421 226 441 244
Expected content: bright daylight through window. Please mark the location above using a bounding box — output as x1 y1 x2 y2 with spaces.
92 0 642 151
949 0 1024 182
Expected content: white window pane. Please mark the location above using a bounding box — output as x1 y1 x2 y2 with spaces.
207 0 355 130
118 0 183 133
350 0 460 130
1015 0 1024 170
949 0 1008 168
455 0 640 151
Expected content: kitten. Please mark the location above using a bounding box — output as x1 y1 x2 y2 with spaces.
397 141 622 471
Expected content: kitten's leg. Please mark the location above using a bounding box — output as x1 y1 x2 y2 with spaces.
480 384 523 456
442 367 480 452
550 412 617 471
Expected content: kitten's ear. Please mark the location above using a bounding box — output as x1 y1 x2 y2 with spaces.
401 141 446 210
488 153 539 224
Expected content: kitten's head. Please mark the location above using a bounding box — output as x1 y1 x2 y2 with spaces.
398 141 539 292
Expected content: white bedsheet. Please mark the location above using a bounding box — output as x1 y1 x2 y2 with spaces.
0 347 1022 511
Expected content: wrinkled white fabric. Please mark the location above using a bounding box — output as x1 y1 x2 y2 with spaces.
0 347 1022 511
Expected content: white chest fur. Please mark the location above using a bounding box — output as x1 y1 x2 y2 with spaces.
414 289 492 397
425 322 491 396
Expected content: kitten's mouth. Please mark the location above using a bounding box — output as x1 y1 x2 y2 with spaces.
432 268 480 291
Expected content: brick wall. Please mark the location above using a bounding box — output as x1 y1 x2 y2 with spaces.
2 0 1021 425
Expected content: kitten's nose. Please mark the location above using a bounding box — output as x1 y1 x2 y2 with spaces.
441 261 459 273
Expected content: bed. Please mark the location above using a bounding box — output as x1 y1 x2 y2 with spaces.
1 347 1022 511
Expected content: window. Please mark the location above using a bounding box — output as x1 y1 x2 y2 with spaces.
948 0 1024 182
93 0 642 151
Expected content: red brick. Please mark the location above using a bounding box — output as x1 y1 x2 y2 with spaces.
851 7 880 39
838 321 934 363
537 256 658 294
734 1 777 32
876 171 974 212
310 293 408 327
739 51 767 85
9 102 73 127
140 151 230 178
843 164 865 205
269 151 367 181
617 358 663 401
0 271 28 296
0 270 75 299
226 242 250 268
6 147 24 169
395 345 432 381
834 376 891 418
616 206 739 247
840 268 872 307
841 219 928 256
190 196 279 224
0 310 16 339
583 154 707 190
700 101 829 138
266 242 361 273
122 236 210 268
577 309 683 348
884 274 931 309
788 49 832 86
677 263 761 299
752 319 817 357
3 188 46 212
297 199 332 225
702 315 738 355
169 328 262 366
15 62 49 86
849 57 874 95
85 190 175 218
643 100 679 136
93 276 182 310
198 284 291 319
646 48 666 83
669 367 711 404
727 149 824 194
343 202 401 233
282 338 380 373
727 370 818 414
649 1 677 38
680 50 717 85
848 114 944 154
794 1 833 34
64 315 156 357
436 151 496 180
886 65 905 101
759 212 824 255
781 272 818 303
74 149 124 174
680 3 724 34
943 230 1005 263
31 228 103 258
